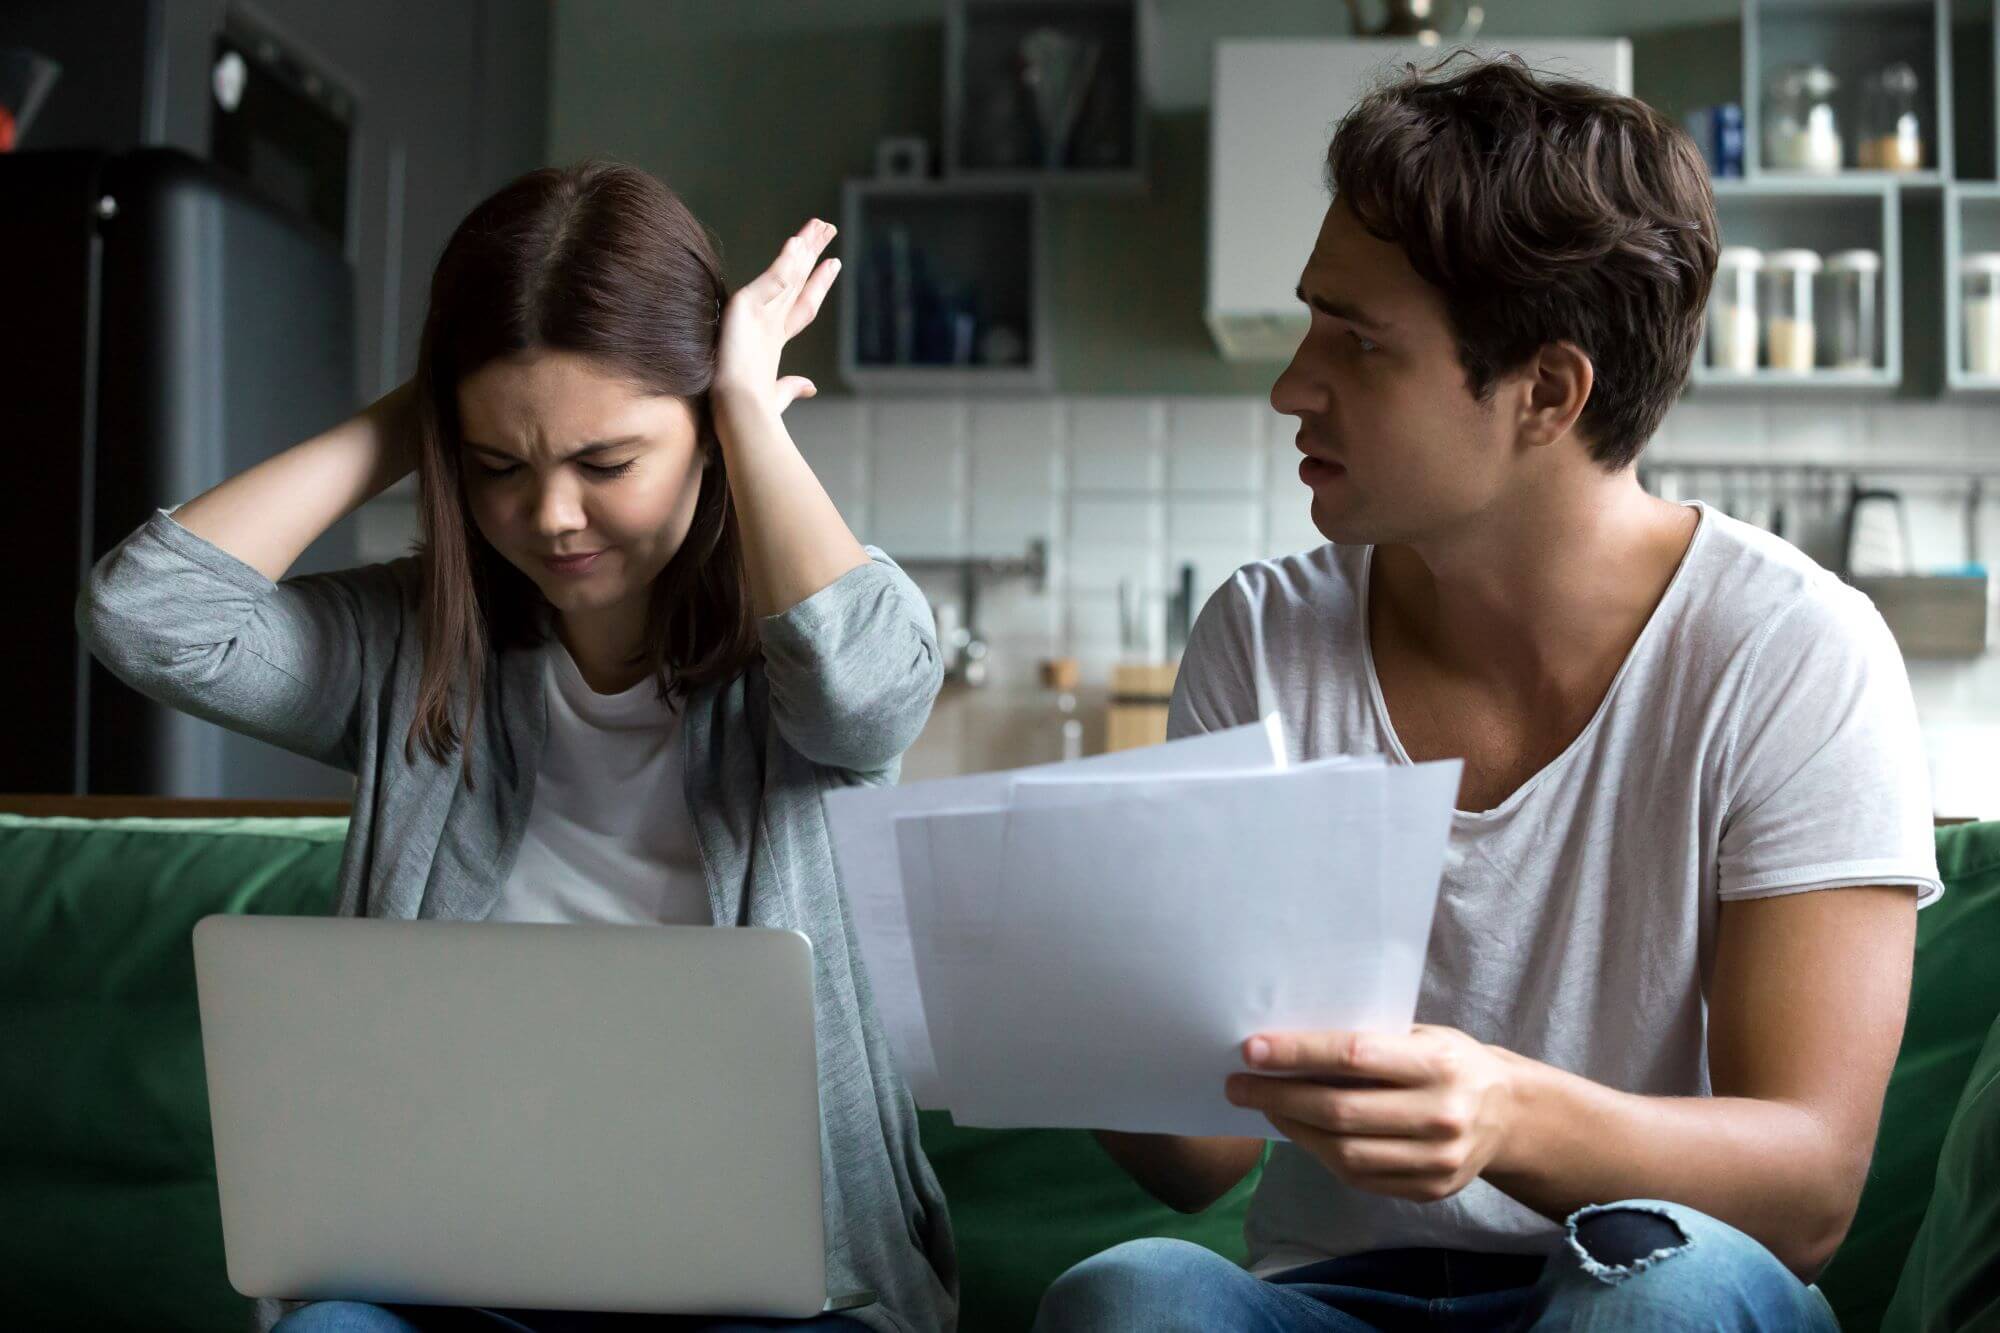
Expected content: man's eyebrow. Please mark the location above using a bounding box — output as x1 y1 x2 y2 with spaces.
462 436 642 463
1295 283 1390 333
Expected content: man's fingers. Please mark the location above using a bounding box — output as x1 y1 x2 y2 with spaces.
1262 1112 1472 1202
1242 1082 1464 1139
1243 1029 1439 1084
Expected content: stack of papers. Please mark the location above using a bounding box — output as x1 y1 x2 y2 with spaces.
825 718 1461 1138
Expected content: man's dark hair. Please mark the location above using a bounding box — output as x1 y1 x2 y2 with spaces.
1328 55 1718 470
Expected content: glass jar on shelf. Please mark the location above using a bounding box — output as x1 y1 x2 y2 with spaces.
1763 64 1841 173
1823 250 1881 371
1761 250 1823 372
1858 62 1923 172
1709 247 1763 373
1964 253 2000 378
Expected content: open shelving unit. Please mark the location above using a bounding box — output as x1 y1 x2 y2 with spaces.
943 0 1151 190
839 179 1052 393
838 0 1153 392
1693 176 1904 390
1946 180 2000 389
1686 0 2000 393
1745 0 1953 184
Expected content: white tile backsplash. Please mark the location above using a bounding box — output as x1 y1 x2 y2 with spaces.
1166 397 1269 492
1066 397 1165 490
1069 494 1165 547
1266 493 1325 558
968 400 1066 493
346 388 2000 800
1169 496 1263 547
969 490 1060 558
1067 540 1168 595
789 398 872 532
869 400 969 556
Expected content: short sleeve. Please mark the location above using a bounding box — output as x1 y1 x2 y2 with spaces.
1716 584 1943 906
1167 573 1264 741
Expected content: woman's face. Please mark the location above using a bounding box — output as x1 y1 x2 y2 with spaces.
456 349 706 625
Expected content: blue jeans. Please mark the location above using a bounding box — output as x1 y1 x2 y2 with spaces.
1033 1199 1842 1331
272 1303 870 1333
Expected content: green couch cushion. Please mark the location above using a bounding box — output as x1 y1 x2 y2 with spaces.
1882 1007 2000 1332
1818 819 2000 1332
4 814 1997 1332
919 1113 1262 1333
0 815 346 1332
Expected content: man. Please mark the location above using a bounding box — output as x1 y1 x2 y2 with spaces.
1035 56 1940 1332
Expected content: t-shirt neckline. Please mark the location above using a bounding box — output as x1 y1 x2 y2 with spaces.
1357 500 1712 823
545 638 676 731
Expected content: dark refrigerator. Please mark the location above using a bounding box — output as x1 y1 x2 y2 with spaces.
3 146 360 798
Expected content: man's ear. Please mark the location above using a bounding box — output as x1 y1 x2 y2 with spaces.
1519 341 1594 451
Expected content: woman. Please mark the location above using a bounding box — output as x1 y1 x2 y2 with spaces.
78 162 954 1333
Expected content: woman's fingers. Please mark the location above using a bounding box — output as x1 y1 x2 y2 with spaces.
784 258 842 339
764 220 836 307
774 376 817 410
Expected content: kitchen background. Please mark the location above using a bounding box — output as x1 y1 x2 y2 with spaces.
6 0 1998 812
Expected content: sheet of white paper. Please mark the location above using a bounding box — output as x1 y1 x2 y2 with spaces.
940 760 1460 1137
894 807 1007 1109
824 715 1287 1106
1004 751 1386 810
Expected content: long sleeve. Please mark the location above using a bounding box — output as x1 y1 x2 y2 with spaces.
76 510 409 774
756 547 942 775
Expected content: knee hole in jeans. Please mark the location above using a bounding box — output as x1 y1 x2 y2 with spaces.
1572 1206 1690 1271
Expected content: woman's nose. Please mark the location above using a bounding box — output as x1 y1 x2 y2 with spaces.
530 475 586 537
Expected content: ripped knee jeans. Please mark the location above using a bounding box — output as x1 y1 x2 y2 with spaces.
1532 1198 1841 1331
1033 1198 1840 1332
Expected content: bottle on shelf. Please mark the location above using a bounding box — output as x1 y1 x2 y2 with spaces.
1824 250 1881 371
1764 65 1842 173
1965 253 2000 379
1709 246 1763 373
1762 250 1823 372
1857 63 1923 172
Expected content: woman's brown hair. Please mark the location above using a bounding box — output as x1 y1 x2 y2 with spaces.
1328 54 1718 470
406 160 759 781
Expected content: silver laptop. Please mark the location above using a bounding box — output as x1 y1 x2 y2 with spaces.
193 916 870 1317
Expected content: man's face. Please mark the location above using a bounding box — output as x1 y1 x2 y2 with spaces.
1272 202 1528 547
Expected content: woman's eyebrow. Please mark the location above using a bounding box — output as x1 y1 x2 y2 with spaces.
462 436 643 462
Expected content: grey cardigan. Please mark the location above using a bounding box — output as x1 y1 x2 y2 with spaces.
77 511 958 1333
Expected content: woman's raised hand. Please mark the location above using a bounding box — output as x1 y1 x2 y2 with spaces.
714 219 841 414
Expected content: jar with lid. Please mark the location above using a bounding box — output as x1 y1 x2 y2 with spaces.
1858 63 1923 172
1764 65 1842 173
1709 247 1763 372
1965 252 2000 378
1762 250 1823 371
1823 250 1881 371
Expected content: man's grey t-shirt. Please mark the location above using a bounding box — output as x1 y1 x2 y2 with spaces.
1168 502 1943 1274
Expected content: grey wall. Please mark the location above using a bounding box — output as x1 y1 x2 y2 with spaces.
548 0 1743 395
7 0 552 399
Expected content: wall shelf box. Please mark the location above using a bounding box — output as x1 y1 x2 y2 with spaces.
839 179 1051 393
1946 181 2000 389
944 0 1151 190
1744 0 1953 181
1692 177 1903 391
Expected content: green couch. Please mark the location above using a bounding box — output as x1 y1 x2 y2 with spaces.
2 812 1996 1332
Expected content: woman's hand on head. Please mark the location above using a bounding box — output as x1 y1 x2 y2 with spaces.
714 218 841 415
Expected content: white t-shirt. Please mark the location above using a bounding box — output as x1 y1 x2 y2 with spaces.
1168 502 1943 1274
487 641 711 927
